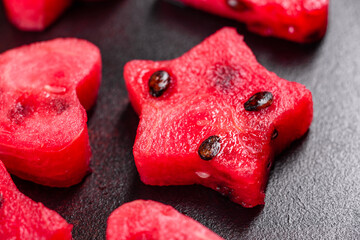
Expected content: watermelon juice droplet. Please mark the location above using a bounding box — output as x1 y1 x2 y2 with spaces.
44 85 67 94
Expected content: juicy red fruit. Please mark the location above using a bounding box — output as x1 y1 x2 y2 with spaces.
175 0 329 43
3 0 72 31
124 27 313 207
0 38 101 187
106 200 224 240
0 161 72 239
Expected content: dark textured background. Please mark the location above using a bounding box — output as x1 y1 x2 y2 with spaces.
1 0 359 239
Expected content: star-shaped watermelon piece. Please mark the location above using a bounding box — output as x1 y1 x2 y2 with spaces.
124 27 313 207
175 0 328 43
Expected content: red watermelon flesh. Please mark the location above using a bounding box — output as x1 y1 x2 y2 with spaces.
175 0 328 43
0 38 101 187
124 27 313 207
0 161 72 239
106 200 224 240
2 0 72 31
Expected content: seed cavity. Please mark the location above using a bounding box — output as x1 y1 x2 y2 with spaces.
198 135 221 161
226 0 252 12
271 129 278 140
244 91 273 111
148 70 171 97
49 98 69 114
8 102 34 124
195 171 211 179
210 64 240 93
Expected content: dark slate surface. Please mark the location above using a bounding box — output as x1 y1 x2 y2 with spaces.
1 0 359 239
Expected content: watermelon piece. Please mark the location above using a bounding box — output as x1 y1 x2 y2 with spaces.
174 0 328 43
0 38 101 187
124 27 313 207
2 0 72 31
0 161 73 239
106 200 223 240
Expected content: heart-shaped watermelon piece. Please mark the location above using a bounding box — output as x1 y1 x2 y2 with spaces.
3 0 72 31
174 0 328 43
124 27 313 207
0 161 73 239
107 200 224 240
0 38 101 187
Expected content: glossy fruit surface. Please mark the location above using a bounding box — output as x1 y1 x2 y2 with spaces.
176 0 328 43
124 27 313 207
0 161 73 239
0 38 101 187
3 0 72 31
107 200 223 240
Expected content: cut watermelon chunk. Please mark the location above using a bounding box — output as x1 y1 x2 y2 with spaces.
2 0 72 31
124 27 313 207
0 161 72 239
0 38 101 187
106 200 223 240
174 0 328 43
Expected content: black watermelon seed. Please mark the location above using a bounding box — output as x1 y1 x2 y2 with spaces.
198 135 221 161
226 0 252 12
148 70 171 97
271 129 278 140
244 91 273 111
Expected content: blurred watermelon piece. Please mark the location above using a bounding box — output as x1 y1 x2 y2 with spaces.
2 0 72 31
0 161 72 239
107 200 223 240
0 38 101 187
124 27 313 207
175 0 328 43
